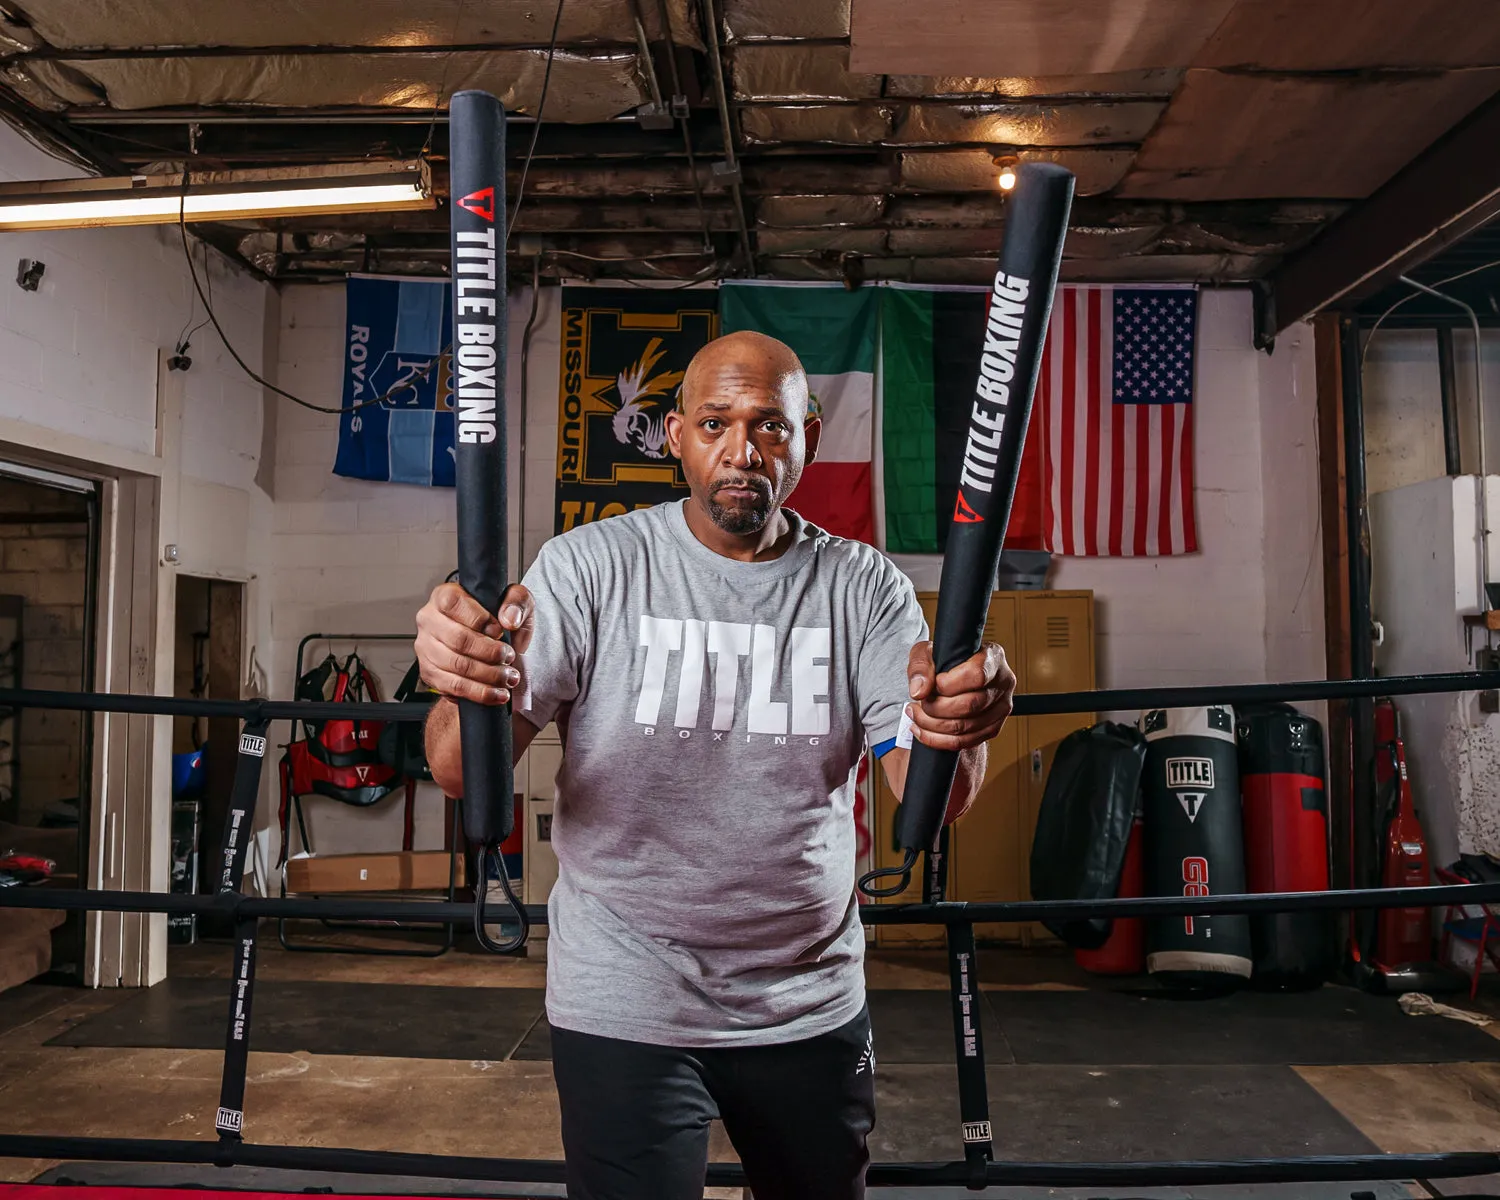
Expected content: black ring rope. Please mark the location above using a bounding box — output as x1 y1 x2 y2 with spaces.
5 880 1500 925
3 673 1498 1192
0 666 1495 725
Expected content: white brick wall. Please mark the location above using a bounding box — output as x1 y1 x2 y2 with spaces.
267 282 536 859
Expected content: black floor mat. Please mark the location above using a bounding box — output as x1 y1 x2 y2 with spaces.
510 992 1007 1064
872 1064 1382 1163
986 984 1500 1065
48 978 546 1061
868 988 1012 1064
0 981 76 1037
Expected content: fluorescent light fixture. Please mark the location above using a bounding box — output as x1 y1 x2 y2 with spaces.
0 160 433 230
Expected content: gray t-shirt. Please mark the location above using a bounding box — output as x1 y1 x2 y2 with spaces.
517 500 926 1047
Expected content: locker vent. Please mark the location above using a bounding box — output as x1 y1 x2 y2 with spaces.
1045 616 1071 648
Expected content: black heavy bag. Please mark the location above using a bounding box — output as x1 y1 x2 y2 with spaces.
1237 704 1335 989
858 161 1074 900
1141 705 1252 988
1029 721 1146 949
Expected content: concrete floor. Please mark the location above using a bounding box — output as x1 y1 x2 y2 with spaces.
0 929 1496 1200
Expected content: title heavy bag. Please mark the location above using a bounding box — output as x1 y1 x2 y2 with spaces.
1141 706 1252 987
1029 721 1147 949
1237 705 1335 989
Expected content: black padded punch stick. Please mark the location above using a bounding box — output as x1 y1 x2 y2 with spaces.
449 89 526 950
860 162 1075 898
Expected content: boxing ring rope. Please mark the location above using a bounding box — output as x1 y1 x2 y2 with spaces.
1 670 1499 1193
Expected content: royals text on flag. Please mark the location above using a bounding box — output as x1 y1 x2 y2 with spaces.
334 274 455 487
1039 285 1198 556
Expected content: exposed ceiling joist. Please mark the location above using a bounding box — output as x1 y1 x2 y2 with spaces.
1272 91 1500 328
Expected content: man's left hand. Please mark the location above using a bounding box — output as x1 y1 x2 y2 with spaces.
905 641 1017 751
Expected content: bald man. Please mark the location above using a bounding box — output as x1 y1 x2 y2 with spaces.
415 331 1015 1200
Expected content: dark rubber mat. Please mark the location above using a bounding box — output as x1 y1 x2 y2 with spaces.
867 987 1013 1064
872 1063 1382 1163
510 992 1007 1064
0 981 76 1037
47 978 546 1061
985 984 1500 1065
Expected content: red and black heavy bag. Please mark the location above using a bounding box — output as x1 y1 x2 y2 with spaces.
1237 704 1336 989
1141 705 1252 988
1029 721 1147 949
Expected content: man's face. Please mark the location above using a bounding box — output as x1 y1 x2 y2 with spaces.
665 354 820 536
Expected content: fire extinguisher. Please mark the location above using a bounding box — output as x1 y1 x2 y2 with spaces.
1375 713 1432 967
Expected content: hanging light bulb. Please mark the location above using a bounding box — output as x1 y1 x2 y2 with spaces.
993 154 1020 192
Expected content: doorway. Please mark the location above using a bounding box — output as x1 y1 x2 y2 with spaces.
0 461 99 981
171 575 244 939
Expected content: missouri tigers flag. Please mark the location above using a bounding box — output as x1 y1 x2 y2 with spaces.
719 282 878 543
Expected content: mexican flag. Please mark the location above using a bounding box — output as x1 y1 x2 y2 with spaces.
881 284 1045 554
719 282 877 543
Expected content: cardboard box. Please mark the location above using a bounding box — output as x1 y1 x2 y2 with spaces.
285 850 465 895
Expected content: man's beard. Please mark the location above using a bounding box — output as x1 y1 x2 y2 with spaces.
707 476 774 534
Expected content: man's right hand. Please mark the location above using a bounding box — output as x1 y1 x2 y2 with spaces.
414 581 534 706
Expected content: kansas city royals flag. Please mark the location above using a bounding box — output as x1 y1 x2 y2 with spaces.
334 274 456 487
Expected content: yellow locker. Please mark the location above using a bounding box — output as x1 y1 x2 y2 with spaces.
1020 592 1093 695
867 590 1093 947
871 760 947 947
949 593 1019 940
953 717 1022 941
1014 592 1095 942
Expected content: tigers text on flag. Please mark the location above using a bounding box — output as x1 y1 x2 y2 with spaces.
719 282 877 543
334 274 455 487
1040 285 1198 556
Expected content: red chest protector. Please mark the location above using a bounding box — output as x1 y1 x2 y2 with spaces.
278 653 408 864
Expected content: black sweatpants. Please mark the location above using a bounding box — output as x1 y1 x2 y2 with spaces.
551 1006 876 1200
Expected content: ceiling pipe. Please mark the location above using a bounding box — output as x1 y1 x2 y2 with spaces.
696 0 755 275
64 110 638 125
643 0 713 253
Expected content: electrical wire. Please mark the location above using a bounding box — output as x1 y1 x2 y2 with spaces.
174 239 213 354
176 174 448 416
1361 256 1500 371
420 0 471 160
507 0 566 248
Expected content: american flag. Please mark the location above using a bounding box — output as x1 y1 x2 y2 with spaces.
1037 285 1198 556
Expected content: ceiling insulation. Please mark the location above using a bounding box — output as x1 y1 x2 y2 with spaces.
756 194 887 227
721 0 850 41
730 43 880 100
10 50 647 121
0 0 1485 290
739 103 892 144
1 0 703 51
849 0 1238 78
756 227 886 254
891 100 1165 146
1122 68 1500 200
884 69 1183 99
899 148 1136 196
1194 0 1500 70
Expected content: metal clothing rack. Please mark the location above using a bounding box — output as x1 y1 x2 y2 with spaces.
278 631 462 958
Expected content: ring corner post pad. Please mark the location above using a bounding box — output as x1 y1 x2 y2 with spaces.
448 88 521 948
890 161 1075 865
